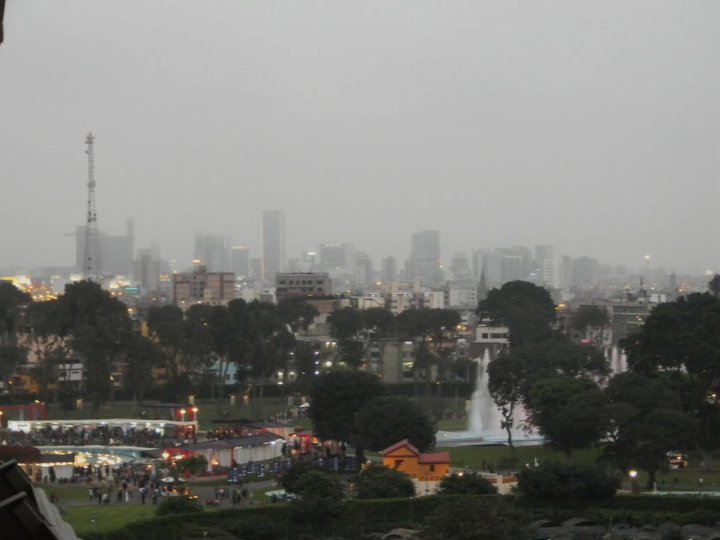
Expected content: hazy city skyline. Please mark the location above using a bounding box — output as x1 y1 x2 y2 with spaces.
1 2 718 274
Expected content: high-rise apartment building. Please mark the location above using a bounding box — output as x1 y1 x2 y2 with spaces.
381 256 397 284
407 230 442 286
353 252 373 288
172 265 235 308
262 210 286 282
194 234 228 272
230 246 250 279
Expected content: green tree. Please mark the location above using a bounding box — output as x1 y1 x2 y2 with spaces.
276 297 319 334
125 334 161 407
328 307 365 368
488 337 609 448
0 282 31 344
570 305 609 345
487 350 527 449
623 293 720 468
280 460 325 494
438 473 497 495
290 470 344 523
292 342 317 382
25 300 68 403
54 281 134 411
424 497 532 540
327 307 364 341
709 274 720 298
477 280 556 345
356 464 415 499
362 307 395 337
395 309 460 396
0 283 31 391
147 304 186 379
354 395 435 453
603 372 698 489
527 377 608 459
516 462 619 502
308 370 386 465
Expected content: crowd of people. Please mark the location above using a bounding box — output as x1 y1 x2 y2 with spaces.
2 424 196 448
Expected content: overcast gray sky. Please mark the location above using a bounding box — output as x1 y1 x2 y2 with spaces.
1 1 718 274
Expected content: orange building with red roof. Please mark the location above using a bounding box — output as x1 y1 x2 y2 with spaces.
380 439 450 482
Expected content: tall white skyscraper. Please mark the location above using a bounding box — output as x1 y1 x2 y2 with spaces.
262 210 286 282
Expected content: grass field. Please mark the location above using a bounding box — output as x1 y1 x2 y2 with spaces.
62 504 157 535
45 397 293 431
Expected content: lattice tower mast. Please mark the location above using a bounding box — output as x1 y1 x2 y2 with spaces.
82 132 102 281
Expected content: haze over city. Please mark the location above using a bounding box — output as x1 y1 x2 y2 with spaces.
1 1 718 274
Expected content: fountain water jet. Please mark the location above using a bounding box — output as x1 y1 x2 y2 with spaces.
436 348 543 447
467 349 505 438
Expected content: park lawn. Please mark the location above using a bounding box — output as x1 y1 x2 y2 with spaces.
439 444 601 471
43 484 95 503
63 504 157 536
436 418 467 431
45 398 297 431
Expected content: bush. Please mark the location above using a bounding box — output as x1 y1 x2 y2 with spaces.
227 516 284 540
438 473 497 495
356 465 416 499
291 470 345 522
424 496 532 540
280 459 325 494
517 462 619 502
156 495 203 516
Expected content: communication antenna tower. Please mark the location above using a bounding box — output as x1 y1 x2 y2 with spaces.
82 132 102 281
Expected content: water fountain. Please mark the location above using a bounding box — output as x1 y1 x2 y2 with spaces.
436 349 543 447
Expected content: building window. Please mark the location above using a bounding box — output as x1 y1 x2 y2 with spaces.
394 459 403 469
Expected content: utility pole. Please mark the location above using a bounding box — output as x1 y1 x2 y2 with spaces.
82 132 102 282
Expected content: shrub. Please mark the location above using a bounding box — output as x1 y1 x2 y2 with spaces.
356 464 416 499
156 495 203 516
438 473 497 495
291 470 345 522
280 459 324 494
424 497 532 540
517 462 619 502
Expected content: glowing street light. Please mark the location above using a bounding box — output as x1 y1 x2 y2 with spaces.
628 469 638 493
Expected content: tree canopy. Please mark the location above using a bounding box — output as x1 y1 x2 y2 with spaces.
354 395 436 453
623 293 720 462
477 280 556 345
52 281 134 410
308 369 387 444
356 464 416 499
603 372 697 488
527 377 608 458
488 337 609 448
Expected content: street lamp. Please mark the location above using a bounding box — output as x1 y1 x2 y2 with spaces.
179 408 186 422
628 470 638 493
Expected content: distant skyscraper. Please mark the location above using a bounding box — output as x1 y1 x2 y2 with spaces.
134 247 163 292
381 256 397 284
195 234 228 272
408 230 442 286
230 246 250 279
318 243 354 272
262 210 286 281
353 252 373 287
449 252 472 284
